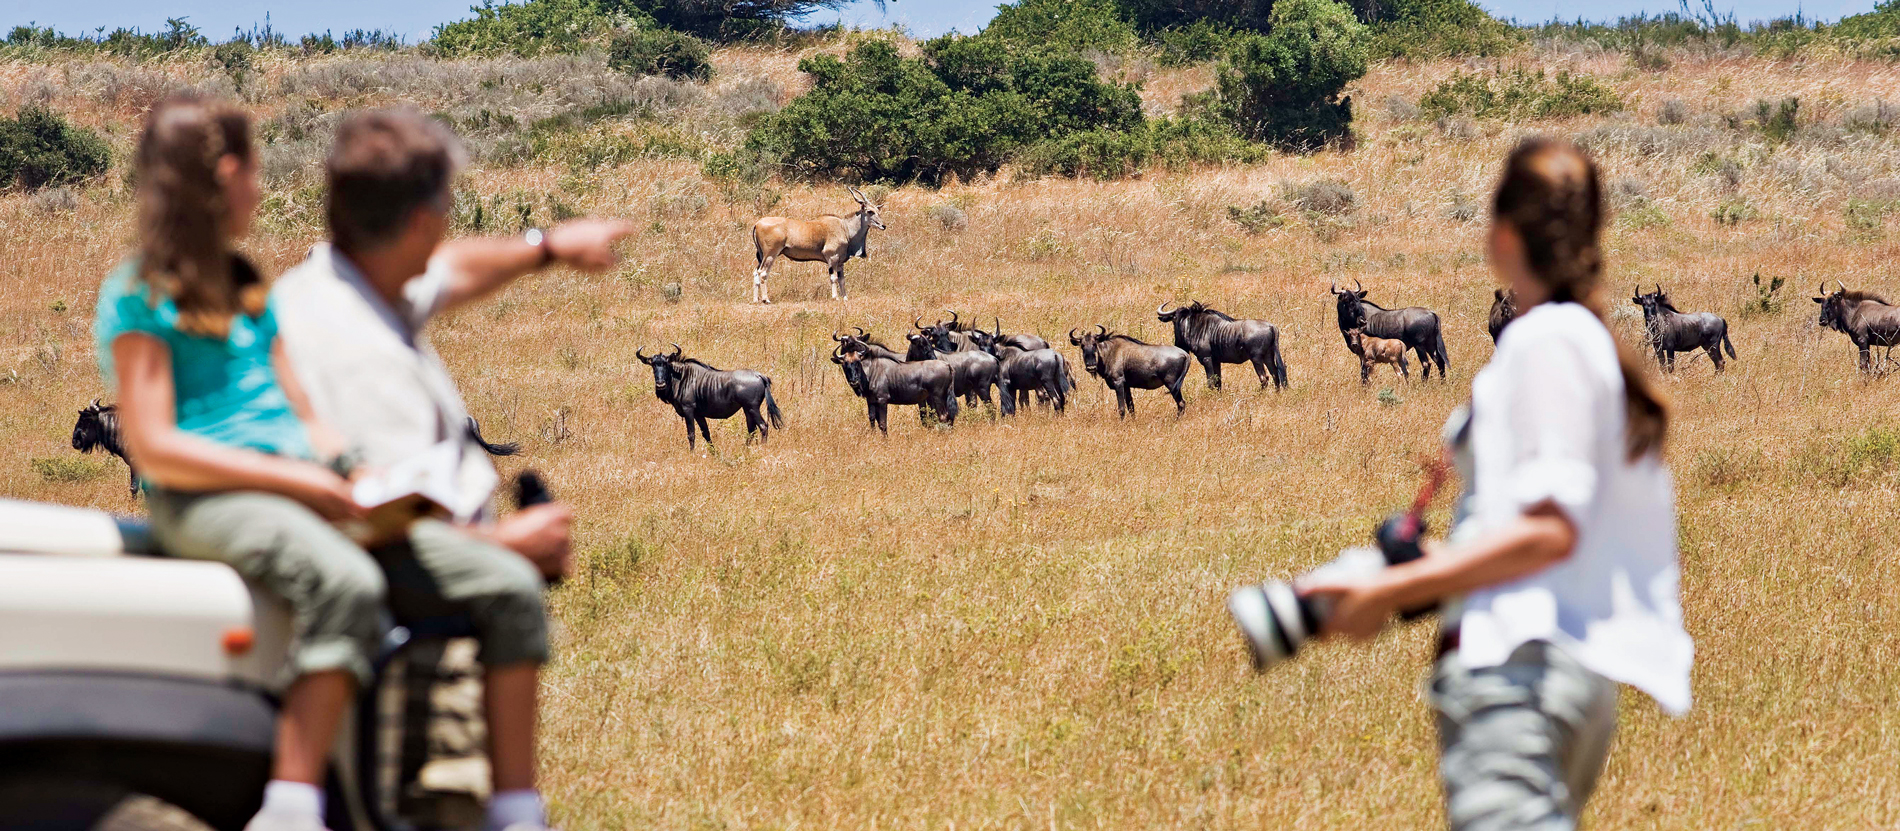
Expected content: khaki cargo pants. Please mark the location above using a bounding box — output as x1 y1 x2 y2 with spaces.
1430 640 1621 831
146 488 549 689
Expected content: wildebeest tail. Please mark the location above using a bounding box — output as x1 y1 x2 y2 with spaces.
1722 325 1737 360
1432 328 1450 372
466 417 521 456
1270 339 1289 388
764 377 785 429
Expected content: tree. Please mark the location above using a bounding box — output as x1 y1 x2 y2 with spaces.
1202 0 1367 150
601 0 882 40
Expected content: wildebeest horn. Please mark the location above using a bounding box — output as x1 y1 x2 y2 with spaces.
1838 280 1850 293
1158 301 1176 315
831 330 848 342
1353 278 1364 292
912 315 926 330
993 316 1003 335
636 347 650 361
91 397 102 408
1633 284 1641 299
1095 324 1108 336
668 343 683 359
851 326 867 338
1068 327 1083 344
1329 280 1338 294
830 344 845 362
945 309 959 328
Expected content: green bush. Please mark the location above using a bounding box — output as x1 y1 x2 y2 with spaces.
1226 199 1287 233
1833 0 1900 40
432 0 612 56
602 0 857 42
1368 0 1520 59
1200 0 1369 151
1017 116 1265 179
985 0 1140 54
609 28 714 80
32 456 108 483
0 106 111 191
1419 68 1623 121
747 38 1141 184
1114 0 1275 34
1153 19 1242 65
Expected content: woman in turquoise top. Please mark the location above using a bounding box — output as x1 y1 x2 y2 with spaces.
101 94 374 831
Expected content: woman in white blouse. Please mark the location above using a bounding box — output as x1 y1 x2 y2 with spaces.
1300 137 1693 830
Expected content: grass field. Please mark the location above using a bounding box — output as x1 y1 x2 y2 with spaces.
4 39 1900 829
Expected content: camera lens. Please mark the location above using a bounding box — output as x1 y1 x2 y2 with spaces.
1226 581 1313 671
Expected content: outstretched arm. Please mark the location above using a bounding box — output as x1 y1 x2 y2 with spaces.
430 218 634 311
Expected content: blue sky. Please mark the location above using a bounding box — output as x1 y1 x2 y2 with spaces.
8 0 1877 45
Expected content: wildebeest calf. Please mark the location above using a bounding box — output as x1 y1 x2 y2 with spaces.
1344 327 1410 383
1331 279 1449 380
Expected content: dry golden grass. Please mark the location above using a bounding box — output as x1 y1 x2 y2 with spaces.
3 43 1900 829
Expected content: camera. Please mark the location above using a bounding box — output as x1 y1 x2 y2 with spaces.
1226 513 1431 671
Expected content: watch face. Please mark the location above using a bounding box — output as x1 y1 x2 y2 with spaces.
525 228 544 246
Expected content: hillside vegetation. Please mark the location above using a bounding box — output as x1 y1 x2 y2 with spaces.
3 10 1900 830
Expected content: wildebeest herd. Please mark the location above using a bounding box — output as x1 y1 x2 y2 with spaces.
57 190 1899 461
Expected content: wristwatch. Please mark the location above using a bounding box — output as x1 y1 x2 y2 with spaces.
524 228 553 267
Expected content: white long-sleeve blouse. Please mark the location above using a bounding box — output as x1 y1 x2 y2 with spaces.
1455 301 1694 715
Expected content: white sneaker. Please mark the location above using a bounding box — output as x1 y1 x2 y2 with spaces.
242 810 330 831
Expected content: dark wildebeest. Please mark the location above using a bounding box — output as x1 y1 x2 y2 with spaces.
831 346 958 433
1813 281 1900 373
1068 325 1190 417
1330 279 1449 380
638 344 784 449
1344 327 1409 383
988 317 1050 352
916 310 982 354
1630 285 1736 373
1488 289 1517 343
749 186 885 303
1155 301 1288 390
466 417 520 456
71 399 137 496
905 332 1000 410
832 328 911 363
967 329 1073 415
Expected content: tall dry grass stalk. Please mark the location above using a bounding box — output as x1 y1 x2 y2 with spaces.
2 44 1899 829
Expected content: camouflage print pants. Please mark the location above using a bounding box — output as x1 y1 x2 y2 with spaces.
1430 641 1620 831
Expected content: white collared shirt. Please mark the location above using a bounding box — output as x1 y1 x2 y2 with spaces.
271 244 497 522
1456 301 1694 714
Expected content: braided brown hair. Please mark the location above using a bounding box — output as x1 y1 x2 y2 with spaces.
134 94 264 339
1493 136 1668 460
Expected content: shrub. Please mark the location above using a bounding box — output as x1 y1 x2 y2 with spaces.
1201 0 1368 151
1114 0 1275 33
1833 0 1900 40
1017 116 1265 179
604 0 857 41
1711 198 1757 225
986 0 1140 54
927 202 969 231
1283 178 1356 214
432 0 612 56
1658 98 1691 125
747 38 1141 184
1154 20 1241 66
27 186 79 214
1845 198 1899 235
32 456 108 483
1419 68 1623 121
609 28 714 80
1367 0 1520 59
1752 97 1800 143
0 106 111 191
1226 199 1286 234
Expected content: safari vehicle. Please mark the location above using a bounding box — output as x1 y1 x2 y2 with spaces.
0 497 486 831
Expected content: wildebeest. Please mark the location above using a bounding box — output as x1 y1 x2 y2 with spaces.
1344 327 1410 383
915 310 983 354
1330 280 1449 380
1488 289 1517 343
1812 281 1900 373
833 328 911 363
749 186 885 303
967 329 1073 415
466 417 519 456
1068 325 1190 417
905 332 1000 410
638 344 784 449
1630 285 1736 373
71 399 137 496
1155 301 1288 390
831 346 958 433
988 318 1050 352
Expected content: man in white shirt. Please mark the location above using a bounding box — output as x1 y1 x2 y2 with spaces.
272 107 630 831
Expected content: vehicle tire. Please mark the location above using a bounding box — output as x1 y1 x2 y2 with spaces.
0 778 214 831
